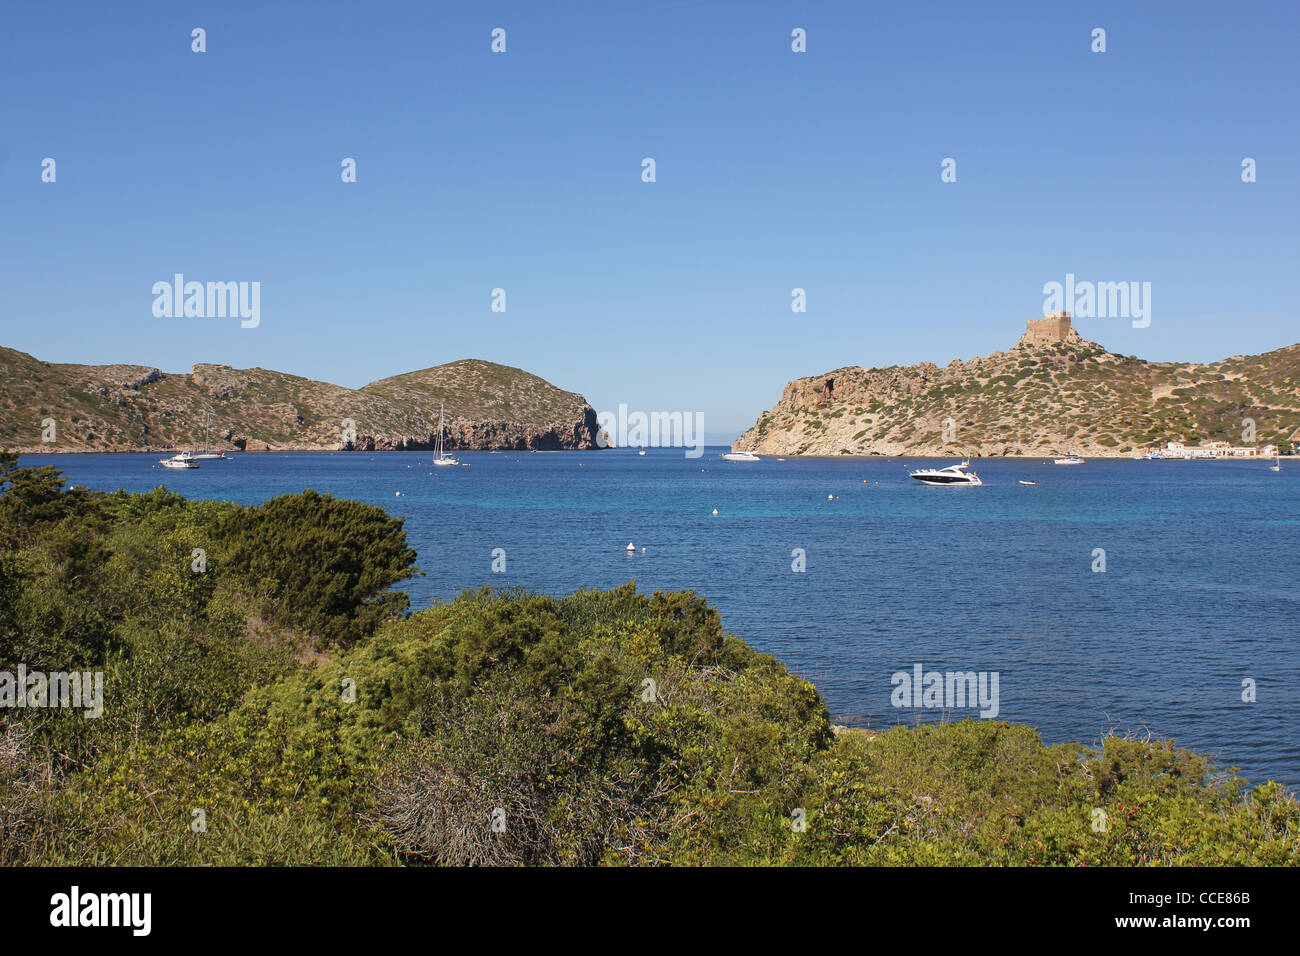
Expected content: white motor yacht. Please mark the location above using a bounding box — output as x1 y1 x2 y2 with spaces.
909 460 982 486
721 451 760 462
1054 455 1085 465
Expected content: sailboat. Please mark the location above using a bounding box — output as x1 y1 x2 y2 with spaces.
193 409 230 460
1270 455 1282 472
433 403 459 466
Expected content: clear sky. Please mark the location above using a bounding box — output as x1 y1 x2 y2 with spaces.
2 0 1296 436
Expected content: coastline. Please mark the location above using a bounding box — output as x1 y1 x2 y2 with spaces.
12 446 1298 461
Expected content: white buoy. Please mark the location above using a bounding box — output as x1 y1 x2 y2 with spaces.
712 508 719 516
626 542 635 552
641 547 646 553
395 491 402 497
828 494 833 500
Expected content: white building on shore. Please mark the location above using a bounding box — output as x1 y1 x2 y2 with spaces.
1151 440 1277 460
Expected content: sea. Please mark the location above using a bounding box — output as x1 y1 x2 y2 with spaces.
18 447 1300 788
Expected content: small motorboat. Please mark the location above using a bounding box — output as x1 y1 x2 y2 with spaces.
1019 480 1036 486
910 460 982 486
721 451 760 462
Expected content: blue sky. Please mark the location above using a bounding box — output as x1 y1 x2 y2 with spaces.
1 1 1296 435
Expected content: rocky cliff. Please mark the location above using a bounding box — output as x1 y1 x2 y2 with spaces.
735 321 1300 458
0 348 602 453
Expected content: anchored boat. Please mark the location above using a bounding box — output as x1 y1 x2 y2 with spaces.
193 409 230 459
433 402 459 466
910 460 982 486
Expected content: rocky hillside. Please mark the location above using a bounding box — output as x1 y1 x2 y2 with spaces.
0 347 601 453
736 325 1300 458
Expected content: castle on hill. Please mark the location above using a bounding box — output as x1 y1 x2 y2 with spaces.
1019 311 1082 348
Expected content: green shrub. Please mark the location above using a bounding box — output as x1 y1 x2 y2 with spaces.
212 489 419 647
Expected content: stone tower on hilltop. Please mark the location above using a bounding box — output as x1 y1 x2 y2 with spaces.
1019 311 1079 348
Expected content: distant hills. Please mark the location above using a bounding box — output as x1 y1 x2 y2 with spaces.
736 317 1300 457
10 319 1299 459
0 347 601 452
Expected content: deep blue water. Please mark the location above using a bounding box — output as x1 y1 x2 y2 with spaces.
20 448 1300 787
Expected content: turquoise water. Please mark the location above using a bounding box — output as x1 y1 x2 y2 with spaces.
21 447 1300 787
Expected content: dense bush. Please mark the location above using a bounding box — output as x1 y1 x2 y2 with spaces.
213 489 419 647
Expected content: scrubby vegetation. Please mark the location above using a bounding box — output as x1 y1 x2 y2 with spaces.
1 451 1296 866
736 339 1300 457
0 346 601 452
